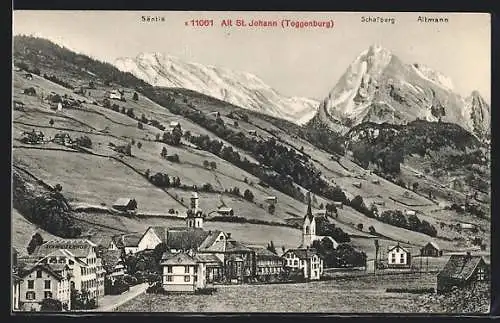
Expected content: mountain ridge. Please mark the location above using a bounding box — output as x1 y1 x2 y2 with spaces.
114 52 319 125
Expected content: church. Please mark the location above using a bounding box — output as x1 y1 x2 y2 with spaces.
301 193 339 249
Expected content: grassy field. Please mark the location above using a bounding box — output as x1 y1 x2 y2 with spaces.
12 208 58 255
117 273 437 313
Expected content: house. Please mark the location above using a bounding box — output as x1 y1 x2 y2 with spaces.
371 179 380 184
100 250 126 284
458 222 476 230
404 210 417 216
112 198 137 214
160 252 206 293
33 239 104 299
283 248 323 280
109 233 141 255
265 196 277 205
13 100 25 111
53 133 72 146
301 194 339 249
387 244 411 268
248 130 257 136
21 130 44 144
24 73 33 80
109 89 124 100
421 242 442 257
353 182 362 188
333 201 343 209
169 121 181 130
18 263 71 311
437 253 489 294
217 207 234 216
193 253 224 283
223 238 255 283
250 247 285 279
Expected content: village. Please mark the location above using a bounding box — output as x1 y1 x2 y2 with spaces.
10 31 491 313
11 190 490 312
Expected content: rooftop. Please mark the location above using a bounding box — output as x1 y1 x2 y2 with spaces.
439 254 487 281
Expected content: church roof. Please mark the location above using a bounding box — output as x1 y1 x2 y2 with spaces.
304 192 314 222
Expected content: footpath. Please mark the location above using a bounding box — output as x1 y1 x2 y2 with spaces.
89 283 149 312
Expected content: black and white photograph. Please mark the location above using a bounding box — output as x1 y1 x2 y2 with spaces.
11 11 491 314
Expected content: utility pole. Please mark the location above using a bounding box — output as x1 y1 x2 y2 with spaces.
426 256 429 273
374 239 379 276
420 255 422 277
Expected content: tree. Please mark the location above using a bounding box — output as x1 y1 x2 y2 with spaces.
368 225 376 234
357 223 364 231
54 184 63 192
40 298 63 312
243 189 254 202
412 182 419 192
49 119 54 126
137 142 142 149
76 136 92 148
141 114 148 124
267 241 277 254
27 232 44 255
153 242 167 263
126 108 135 119
138 122 144 130
161 147 168 158
133 92 139 101
145 169 150 178
210 161 217 170
88 81 96 89
268 204 275 215
350 195 365 210
203 160 209 168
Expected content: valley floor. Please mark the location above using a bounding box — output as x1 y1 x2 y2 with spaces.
117 272 474 313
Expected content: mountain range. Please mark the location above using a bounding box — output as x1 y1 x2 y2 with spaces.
114 53 319 125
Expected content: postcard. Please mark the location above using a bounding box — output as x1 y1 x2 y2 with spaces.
11 10 491 314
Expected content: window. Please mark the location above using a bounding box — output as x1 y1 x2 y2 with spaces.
294 260 298 266
44 291 52 299
185 266 190 273
167 266 172 273
69 260 74 265
36 270 42 278
391 254 396 263
477 267 486 281
400 254 405 264
184 276 190 282
44 280 51 289
26 291 36 300
28 280 34 289
166 276 173 282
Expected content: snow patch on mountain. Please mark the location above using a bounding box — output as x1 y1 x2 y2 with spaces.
114 53 319 125
411 64 455 92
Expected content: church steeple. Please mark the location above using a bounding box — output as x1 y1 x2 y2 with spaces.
304 192 314 221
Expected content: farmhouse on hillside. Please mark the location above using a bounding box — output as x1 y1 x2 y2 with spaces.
108 89 124 100
216 206 234 216
265 196 277 205
420 242 442 257
437 253 489 294
112 198 138 214
283 248 323 281
387 244 412 268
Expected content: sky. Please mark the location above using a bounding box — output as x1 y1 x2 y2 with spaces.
13 11 491 102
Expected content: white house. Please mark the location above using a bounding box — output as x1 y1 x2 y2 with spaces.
283 248 323 280
160 252 206 293
265 196 277 205
387 244 411 268
109 89 124 100
18 263 71 311
404 210 416 216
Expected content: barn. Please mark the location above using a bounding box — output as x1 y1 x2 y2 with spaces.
112 198 138 213
420 242 442 257
437 253 489 294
